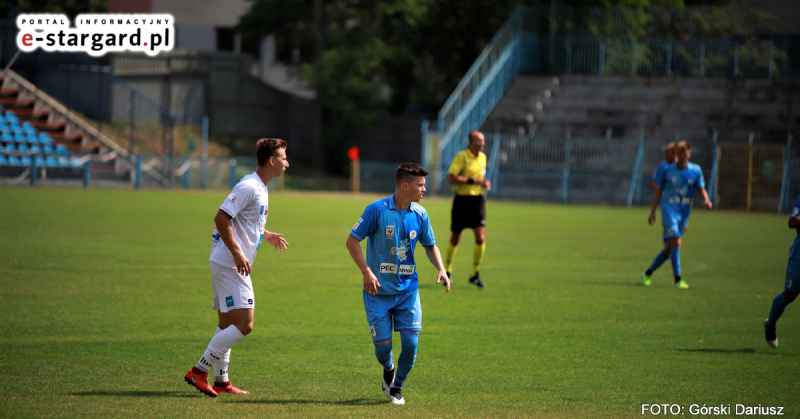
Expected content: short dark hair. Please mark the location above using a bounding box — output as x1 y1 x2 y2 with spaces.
257 138 287 166
395 163 428 186
676 140 691 153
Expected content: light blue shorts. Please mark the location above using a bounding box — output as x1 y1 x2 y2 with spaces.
785 259 800 293
662 210 689 241
363 289 421 342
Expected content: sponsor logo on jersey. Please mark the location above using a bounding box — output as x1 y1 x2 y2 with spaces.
409 230 417 240
225 296 234 308
380 263 398 274
353 217 363 231
230 196 237 204
386 225 395 239
399 264 415 275
671 177 677 184
389 239 410 261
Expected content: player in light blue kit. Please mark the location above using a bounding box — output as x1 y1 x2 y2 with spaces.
652 142 676 190
346 163 450 405
763 195 800 348
643 141 712 289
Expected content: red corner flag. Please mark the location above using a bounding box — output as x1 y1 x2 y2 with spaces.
347 146 360 161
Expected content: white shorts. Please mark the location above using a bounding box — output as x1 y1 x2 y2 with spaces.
210 261 255 313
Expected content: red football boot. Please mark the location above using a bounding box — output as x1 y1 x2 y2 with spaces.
184 368 218 397
213 381 250 394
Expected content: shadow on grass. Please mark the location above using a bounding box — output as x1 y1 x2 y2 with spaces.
71 390 195 398
226 398 384 406
676 348 787 356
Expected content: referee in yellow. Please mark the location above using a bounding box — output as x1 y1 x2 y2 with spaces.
443 130 491 288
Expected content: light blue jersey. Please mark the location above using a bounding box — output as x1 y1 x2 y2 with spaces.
657 162 705 240
789 195 800 261
652 160 672 183
350 195 436 295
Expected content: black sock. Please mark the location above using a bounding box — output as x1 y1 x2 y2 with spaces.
674 275 681 283
645 269 653 276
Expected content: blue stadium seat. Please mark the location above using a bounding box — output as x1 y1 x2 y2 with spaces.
20 155 31 166
26 133 38 143
0 154 7 166
1 133 12 142
13 133 25 143
39 133 53 146
18 144 29 152
29 145 40 155
4 143 16 152
45 155 58 167
8 155 20 166
42 144 54 155
56 144 69 156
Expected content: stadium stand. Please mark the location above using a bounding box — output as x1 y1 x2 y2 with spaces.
483 75 800 143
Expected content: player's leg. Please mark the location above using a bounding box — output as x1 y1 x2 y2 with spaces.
187 263 254 396
212 310 251 394
643 242 671 287
389 290 422 405
667 236 686 288
445 198 464 279
765 259 800 348
363 291 395 397
469 225 486 288
445 230 462 277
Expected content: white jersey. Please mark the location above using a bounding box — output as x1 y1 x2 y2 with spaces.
209 172 269 268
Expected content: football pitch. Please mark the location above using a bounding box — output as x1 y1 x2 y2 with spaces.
1 187 797 418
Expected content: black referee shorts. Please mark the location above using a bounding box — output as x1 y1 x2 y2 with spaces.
450 194 486 233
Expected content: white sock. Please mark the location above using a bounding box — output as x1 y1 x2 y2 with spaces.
213 327 231 383
196 325 243 373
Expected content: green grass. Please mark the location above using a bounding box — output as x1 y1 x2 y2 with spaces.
0 187 798 418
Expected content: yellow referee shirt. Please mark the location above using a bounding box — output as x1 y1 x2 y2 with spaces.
448 149 487 196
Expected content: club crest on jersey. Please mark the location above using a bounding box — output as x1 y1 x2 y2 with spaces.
688 179 693 185
212 232 221 242
409 230 417 240
671 177 677 184
385 225 395 239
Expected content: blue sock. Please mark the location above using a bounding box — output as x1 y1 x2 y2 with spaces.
647 251 669 274
767 292 791 328
393 333 418 388
670 246 681 280
374 342 393 370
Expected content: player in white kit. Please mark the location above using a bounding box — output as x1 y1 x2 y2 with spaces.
184 138 290 397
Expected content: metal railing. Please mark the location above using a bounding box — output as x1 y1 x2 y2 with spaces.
432 5 800 195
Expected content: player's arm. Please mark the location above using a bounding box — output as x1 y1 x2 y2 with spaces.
214 209 251 276
697 187 712 209
448 173 490 189
424 245 450 293
346 235 381 295
789 216 800 229
648 187 662 226
263 229 288 252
